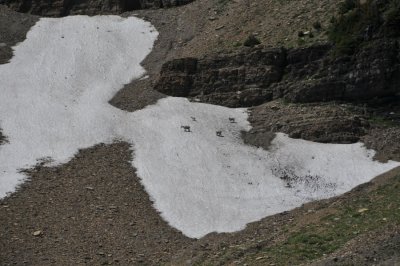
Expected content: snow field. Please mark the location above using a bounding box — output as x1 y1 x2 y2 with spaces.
0 15 399 238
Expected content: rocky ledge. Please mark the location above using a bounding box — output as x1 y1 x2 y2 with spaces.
154 39 400 107
242 101 369 147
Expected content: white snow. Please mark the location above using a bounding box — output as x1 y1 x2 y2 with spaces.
0 15 158 197
130 100 399 237
0 15 399 239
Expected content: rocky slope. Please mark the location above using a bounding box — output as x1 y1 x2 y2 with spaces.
0 0 400 265
2 0 193 16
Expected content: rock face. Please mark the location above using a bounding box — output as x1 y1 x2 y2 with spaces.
155 40 400 107
154 48 287 107
274 40 400 103
3 0 193 16
363 127 400 162
242 101 369 147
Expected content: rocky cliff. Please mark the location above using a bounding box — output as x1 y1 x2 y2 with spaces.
154 39 400 107
154 48 287 107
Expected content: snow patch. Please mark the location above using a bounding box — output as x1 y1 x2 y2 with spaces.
0 15 399 238
130 99 399 237
0 15 158 198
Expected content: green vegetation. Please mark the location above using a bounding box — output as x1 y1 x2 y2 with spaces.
328 0 400 55
241 175 400 265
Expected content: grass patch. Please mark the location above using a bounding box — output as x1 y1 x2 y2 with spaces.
328 0 400 55
238 175 400 265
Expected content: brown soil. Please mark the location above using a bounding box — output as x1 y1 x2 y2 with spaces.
0 143 194 265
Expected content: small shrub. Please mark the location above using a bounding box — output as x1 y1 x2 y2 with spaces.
243 35 261 47
328 0 383 55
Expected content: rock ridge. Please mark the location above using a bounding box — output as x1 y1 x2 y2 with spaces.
154 39 400 108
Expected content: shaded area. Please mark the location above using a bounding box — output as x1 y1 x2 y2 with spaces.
119 0 142 12
154 41 400 107
109 77 164 112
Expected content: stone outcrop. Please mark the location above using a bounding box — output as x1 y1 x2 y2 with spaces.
242 101 369 147
154 40 400 107
2 0 193 16
362 127 400 162
154 48 287 107
274 39 400 103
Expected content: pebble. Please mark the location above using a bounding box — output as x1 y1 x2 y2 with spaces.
33 230 42 236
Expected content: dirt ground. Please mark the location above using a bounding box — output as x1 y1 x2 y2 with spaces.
1 1 400 265
0 143 194 265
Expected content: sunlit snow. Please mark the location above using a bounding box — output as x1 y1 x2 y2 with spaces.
0 15 399 238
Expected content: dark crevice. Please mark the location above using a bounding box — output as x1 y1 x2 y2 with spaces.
119 0 142 12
